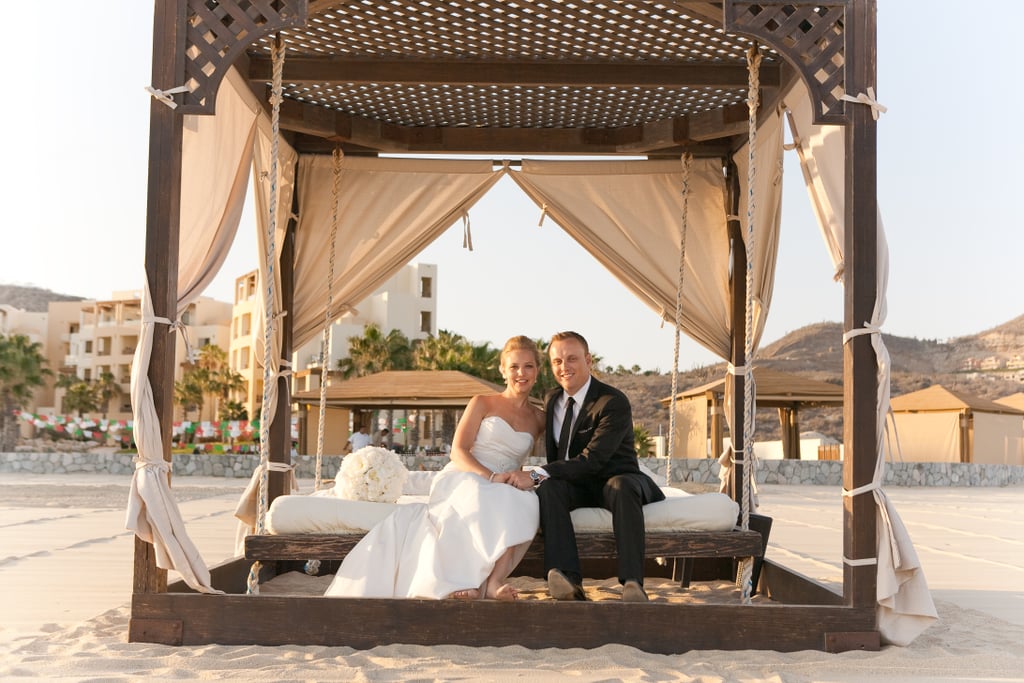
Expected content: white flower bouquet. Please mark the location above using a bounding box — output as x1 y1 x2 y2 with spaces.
334 446 408 503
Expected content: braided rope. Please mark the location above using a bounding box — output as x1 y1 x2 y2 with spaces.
315 148 344 491
738 44 762 604
666 152 692 482
247 36 285 597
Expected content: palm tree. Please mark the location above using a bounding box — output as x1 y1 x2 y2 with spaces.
63 381 100 418
337 323 413 378
336 324 414 448
220 399 248 421
0 334 52 451
94 371 122 420
633 423 653 458
413 329 468 371
463 341 501 383
195 344 232 420
174 373 205 423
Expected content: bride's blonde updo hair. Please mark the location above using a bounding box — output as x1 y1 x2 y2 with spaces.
500 335 542 368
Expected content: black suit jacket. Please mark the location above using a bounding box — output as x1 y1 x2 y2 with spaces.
543 376 646 482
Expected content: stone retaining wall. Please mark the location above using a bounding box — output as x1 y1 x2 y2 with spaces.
2 451 1023 487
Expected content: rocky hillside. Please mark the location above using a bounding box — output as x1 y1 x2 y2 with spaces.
0 284 83 312
610 316 1024 442
5 283 1021 444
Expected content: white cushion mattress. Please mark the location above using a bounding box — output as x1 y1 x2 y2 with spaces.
266 486 738 535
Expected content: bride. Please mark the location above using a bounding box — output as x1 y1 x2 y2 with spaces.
324 335 546 601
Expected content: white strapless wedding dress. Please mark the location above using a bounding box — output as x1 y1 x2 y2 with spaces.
324 416 540 599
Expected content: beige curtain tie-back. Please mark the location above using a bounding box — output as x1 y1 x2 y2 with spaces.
843 323 881 345
840 87 888 120
842 482 881 565
145 84 192 109
134 459 170 473
726 363 749 375
143 315 197 362
843 480 881 498
537 203 548 227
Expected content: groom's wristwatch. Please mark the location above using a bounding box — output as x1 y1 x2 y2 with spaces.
529 470 542 487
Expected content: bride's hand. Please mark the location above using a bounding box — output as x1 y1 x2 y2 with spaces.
490 471 513 485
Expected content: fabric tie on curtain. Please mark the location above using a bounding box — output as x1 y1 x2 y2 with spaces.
125 278 221 594
125 66 269 594
557 397 575 459
784 77 937 645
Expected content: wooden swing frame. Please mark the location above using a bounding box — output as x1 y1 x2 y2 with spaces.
133 0 882 653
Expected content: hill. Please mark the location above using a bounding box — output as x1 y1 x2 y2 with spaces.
0 284 84 312
611 316 1024 443
5 282 1020 445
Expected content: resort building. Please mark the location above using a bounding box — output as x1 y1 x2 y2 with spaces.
46 292 232 422
230 263 438 424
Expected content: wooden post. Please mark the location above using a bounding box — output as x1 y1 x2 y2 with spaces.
134 0 187 595
267 213 297 502
725 161 746 504
842 0 879 610
708 390 723 460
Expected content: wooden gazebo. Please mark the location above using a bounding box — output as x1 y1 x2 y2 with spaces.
132 1 884 653
662 367 845 459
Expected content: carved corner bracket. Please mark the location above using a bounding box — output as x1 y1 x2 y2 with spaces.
178 0 309 115
724 1 850 125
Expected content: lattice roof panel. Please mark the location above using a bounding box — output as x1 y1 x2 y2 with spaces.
285 82 748 128
260 1 755 62
227 1 803 153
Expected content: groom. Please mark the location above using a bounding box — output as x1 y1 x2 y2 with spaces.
511 331 665 602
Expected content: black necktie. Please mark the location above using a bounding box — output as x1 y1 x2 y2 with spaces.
557 397 575 459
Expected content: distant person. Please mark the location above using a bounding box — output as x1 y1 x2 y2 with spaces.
372 428 390 447
505 331 664 602
326 335 545 601
344 424 373 454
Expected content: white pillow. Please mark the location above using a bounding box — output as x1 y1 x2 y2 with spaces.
570 488 738 532
266 495 403 534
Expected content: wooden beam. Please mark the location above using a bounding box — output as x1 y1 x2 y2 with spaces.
131 592 877 652
667 2 726 27
134 0 188 597
842 0 879 611
726 162 747 508
276 96 749 155
249 56 780 89
245 530 765 562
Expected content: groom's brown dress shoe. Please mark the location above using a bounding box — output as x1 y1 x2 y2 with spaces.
547 569 587 601
621 580 649 602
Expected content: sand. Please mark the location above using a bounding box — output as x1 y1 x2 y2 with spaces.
1 473 1022 682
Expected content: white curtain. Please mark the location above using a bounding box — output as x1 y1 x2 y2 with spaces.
510 159 725 359
126 67 262 593
785 79 938 645
290 156 506 350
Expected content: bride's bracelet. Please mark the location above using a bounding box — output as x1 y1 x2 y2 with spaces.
488 472 497 482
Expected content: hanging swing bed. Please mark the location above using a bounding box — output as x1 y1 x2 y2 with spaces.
129 0 927 654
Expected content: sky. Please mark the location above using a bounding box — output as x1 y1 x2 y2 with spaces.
5 2 1022 372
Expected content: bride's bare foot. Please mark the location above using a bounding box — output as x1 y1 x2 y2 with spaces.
449 588 480 600
488 584 518 602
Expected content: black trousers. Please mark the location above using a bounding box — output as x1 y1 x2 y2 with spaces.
537 473 663 585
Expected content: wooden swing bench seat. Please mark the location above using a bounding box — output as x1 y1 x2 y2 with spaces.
244 526 767 579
